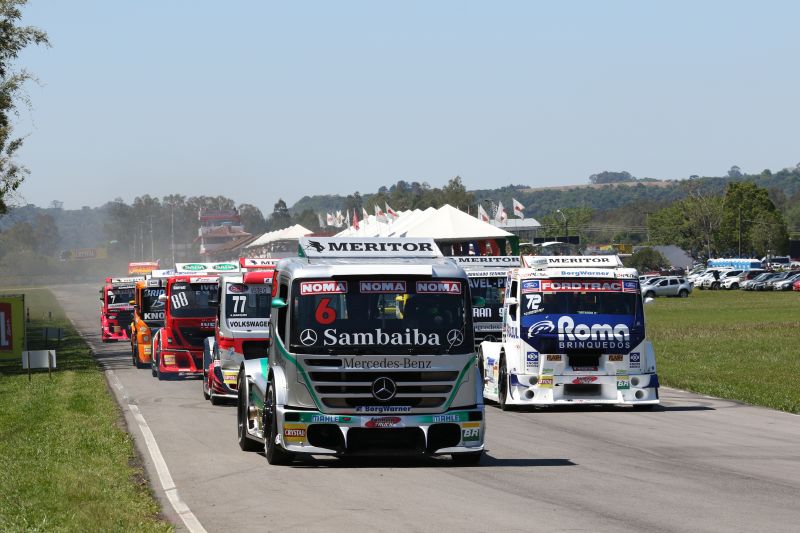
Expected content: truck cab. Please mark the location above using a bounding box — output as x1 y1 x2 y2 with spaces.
480 255 659 408
130 275 167 368
202 264 275 404
236 238 484 465
453 256 520 345
100 277 141 342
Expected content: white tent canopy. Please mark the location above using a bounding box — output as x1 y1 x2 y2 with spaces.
246 224 313 248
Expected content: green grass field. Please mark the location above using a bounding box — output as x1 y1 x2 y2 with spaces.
647 289 800 413
0 289 172 532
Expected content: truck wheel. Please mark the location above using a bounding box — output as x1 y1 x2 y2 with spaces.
132 342 138 366
210 393 223 406
202 373 210 400
678 289 688 298
451 451 483 466
237 374 261 452
498 355 510 411
151 349 158 378
264 379 293 465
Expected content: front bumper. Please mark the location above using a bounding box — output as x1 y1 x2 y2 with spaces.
159 348 203 376
504 372 660 405
275 407 485 457
208 366 239 399
102 326 130 341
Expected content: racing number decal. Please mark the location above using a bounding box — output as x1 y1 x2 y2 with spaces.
171 292 189 309
315 298 337 325
232 295 247 314
525 294 542 312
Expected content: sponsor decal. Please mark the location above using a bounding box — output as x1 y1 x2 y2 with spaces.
143 346 152 355
573 366 598 372
227 319 269 329
222 371 238 385
143 312 164 321
188 277 218 284
283 424 307 442
454 256 520 266
200 321 215 329
213 263 238 271
541 368 554 375
538 376 554 388
143 288 164 297
300 280 348 295
308 414 353 423
521 279 540 293
623 281 638 292
542 256 616 265
616 376 630 390
339 357 432 369
540 280 625 292
227 283 248 294
525 351 539 371
630 352 641 368
608 354 624 362
322 329 441 347
572 376 598 384
526 316 632 351
546 354 561 362
461 423 481 442
364 416 402 428
468 277 505 289
432 414 464 422
553 269 615 278
163 354 176 366
240 258 278 268
415 281 461 294
301 238 439 257
355 405 412 413
485 357 496 382
359 280 407 293
182 263 206 271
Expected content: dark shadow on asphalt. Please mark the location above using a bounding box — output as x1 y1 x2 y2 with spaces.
281 454 574 469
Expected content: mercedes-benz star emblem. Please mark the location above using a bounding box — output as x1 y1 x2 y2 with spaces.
371 377 397 402
447 329 464 346
299 329 318 346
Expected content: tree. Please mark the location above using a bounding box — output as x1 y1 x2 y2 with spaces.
718 182 789 256
238 203 267 234
727 165 743 178
0 0 49 214
588 171 635 184
267 199 291 230
32 212 59 254
624 247 669 272
441 176 474 209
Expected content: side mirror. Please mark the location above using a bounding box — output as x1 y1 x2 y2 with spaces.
271 297 287 309
505 297 518 306
471 296 486 307
158 294 168 303
129 300 136 306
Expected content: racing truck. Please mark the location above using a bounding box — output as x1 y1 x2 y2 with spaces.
479 255 659 409
202 264 275 404
236 237 484 465
453 256 519 345
130 275 167 369
100 277 141 342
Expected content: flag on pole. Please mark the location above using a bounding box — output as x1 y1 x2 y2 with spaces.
512 198 525 218
385 203 399 220
495 201 508 224
353 208 360 230
375 204 388 223
317 213 325 227
477 205 490 223
335 210 343 228
345 210 350 227
326 212 334 226
362 207 369 222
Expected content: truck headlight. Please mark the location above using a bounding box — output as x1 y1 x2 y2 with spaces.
142 335 149 342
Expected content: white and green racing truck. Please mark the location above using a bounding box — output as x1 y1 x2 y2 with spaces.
236 237 485 464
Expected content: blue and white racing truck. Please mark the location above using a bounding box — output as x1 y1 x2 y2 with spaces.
236 237 485 465
479 255 659 409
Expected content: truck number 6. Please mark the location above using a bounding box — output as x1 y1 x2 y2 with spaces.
315 298 337 325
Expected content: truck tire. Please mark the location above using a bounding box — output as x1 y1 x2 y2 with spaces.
498 354 510 411
202 373 210 400
451 451 483 466
151 349 158 377
678 289 689 298
265 379 294 465
237 374 261 452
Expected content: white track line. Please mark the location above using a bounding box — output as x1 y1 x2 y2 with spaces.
64 312 207 533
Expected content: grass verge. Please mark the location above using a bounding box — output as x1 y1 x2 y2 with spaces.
0 288 172 532
648 289 800 414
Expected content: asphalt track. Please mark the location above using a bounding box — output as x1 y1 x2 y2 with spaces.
55 284 800 533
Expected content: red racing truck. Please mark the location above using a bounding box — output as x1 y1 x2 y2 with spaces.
151 274 219 380
100 277 141 342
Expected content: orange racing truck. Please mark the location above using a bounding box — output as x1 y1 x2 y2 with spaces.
129 270 172 368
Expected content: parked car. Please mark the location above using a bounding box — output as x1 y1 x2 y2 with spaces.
641 276 692 298
741 272 774 291
721 269 766 290
751 272 785 291
772 271 800 291
692 268 732 289
701 269 743 290
793 279 800 291
763 271 795 290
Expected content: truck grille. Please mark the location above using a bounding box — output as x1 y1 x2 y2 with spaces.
303 359 459 411
567 353 600 368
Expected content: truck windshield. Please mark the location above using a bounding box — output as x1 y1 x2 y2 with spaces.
519 278 644 353
169 282 217 318
225 283 271 326
469 275 505 324
107 287 135 307
289 277 473 355
141 287 165 322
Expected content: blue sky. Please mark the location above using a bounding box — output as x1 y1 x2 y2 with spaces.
14 0 800 212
